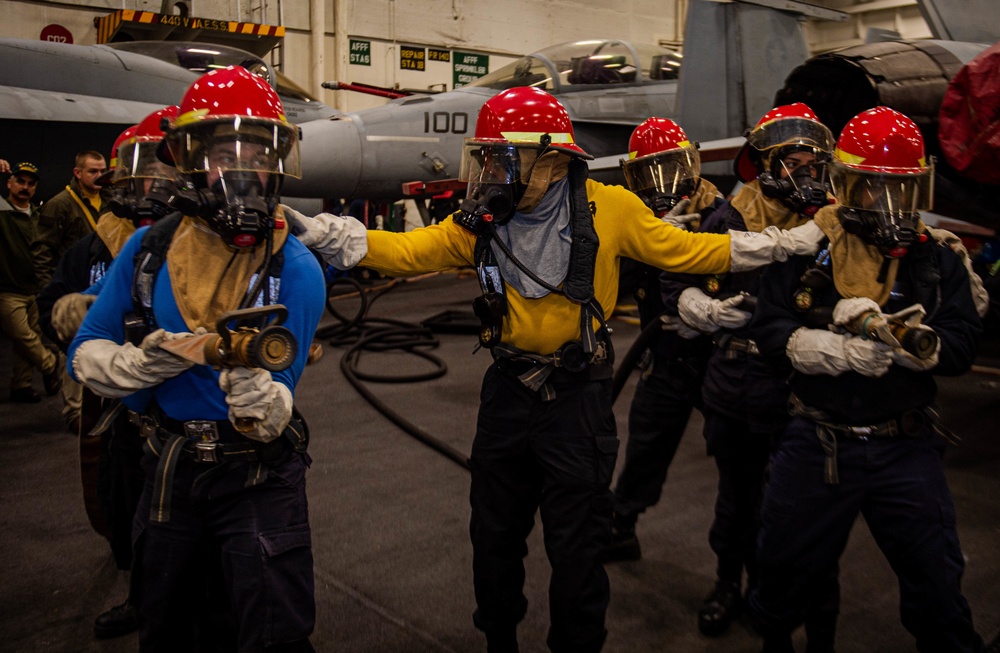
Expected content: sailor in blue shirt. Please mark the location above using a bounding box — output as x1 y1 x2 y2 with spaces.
68 66 325 653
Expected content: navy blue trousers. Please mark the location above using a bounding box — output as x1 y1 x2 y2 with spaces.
749 416 984 652
613 338 705 521
702 410 771 585
470 360 618 653
133 449 315 653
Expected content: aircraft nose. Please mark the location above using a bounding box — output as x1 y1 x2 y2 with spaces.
284 117 364 199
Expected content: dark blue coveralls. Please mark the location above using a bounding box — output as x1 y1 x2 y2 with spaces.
748 235 986 652
682 201 786 590
611 198 722 527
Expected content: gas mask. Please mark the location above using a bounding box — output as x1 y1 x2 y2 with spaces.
468 182 525 225
621 146 700 217
106 179 175 228
635 180 698 217
460 137 571 226
759 155 831 216
830 160 933 257
171 170 278 248
838 207 920 257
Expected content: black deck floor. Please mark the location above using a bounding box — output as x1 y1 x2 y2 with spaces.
1 270 998 653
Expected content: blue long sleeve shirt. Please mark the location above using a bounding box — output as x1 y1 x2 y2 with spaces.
68 227 325 421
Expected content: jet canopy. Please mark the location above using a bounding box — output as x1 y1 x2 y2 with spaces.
464 40 681 92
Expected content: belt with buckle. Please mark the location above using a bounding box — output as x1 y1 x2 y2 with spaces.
142 415 264 525
788 394 937 485
715 334 759 358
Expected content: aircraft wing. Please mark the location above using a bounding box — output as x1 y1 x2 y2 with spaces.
0 85 164 124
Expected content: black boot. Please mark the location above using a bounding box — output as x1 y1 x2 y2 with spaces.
606 512 641 562
93 598 137 639
698 579 742 636
761 634 796 653
804 610 837 653
485 628 518 653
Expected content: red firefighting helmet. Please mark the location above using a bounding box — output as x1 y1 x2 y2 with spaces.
470 86 592 159
164 65 300 178
734 102 834 182
620 117 700 197
96 125 137 187
113 106 178 185
627 117 691 159
830 106 934 212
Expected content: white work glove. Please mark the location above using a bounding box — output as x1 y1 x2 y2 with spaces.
677 287 752 334
892 335 941 372
661 198 700 231
786 327 893 377
659 313 702 339
219 367 293 443
832 297 881 327
282 204 368 269
73 329 195 398
51 293 97 343
728 221 824 272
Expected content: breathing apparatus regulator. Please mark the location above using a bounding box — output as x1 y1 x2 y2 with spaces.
161 65 301 249
620 117 701 216
757 146 832 216
829 106 933 258
170 170 280 248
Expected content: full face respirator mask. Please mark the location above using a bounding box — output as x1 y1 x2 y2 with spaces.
460 136 562 227
106 179 176 228
171 170 278 248
467 182 524 225
831 159 932 258
838 206 920 257
758 152 831 216
635 179 698 217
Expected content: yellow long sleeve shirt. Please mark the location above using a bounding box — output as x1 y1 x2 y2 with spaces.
362 179 731 355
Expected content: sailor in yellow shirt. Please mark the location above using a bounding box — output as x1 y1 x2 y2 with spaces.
287 87 822 653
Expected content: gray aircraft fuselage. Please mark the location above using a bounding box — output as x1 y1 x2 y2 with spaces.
284 39 681 201
0 37 336 201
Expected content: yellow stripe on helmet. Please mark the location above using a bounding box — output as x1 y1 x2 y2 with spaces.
174 108 211 128
501 131 575 145
834 147 866 165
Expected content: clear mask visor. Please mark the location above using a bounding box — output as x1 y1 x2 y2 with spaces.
748 118 834 155
460 142 523 193
115 141 177 183
831 160 935 214
166 117 300 179
621 147 700 195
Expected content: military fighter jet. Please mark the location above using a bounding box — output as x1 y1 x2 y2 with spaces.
282 0 999 233
282 0 849 215
283 38 686 205
0 38 337 199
